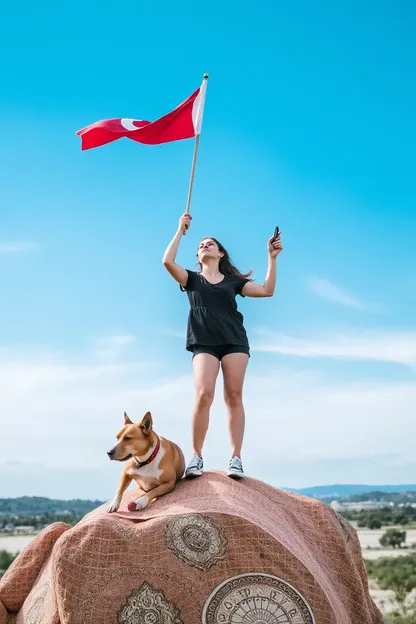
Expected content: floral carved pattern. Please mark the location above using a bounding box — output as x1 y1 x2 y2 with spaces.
117 582 183 624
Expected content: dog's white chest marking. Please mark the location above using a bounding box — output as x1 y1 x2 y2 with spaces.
128 445 165 486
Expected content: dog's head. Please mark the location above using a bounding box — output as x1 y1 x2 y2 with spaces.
107 411 153 461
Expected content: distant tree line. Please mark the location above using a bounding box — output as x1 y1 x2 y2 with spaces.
344 491 416 505
0 496 103 516
0 512 83 531
339 506 416 530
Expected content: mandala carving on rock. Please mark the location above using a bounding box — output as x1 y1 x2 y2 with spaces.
117 582 183 624
165 513 227 571
202 573 315 624
25 581 50 624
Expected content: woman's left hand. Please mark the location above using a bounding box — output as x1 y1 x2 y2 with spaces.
268 234 283 258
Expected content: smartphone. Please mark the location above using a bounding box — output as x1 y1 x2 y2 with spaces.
272 226 280 241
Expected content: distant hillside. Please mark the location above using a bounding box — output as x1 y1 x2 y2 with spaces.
2 485 416 515
287 484 416 500
343 490 416 504
0 496 103 516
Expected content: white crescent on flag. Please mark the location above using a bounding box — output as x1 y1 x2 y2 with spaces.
120 118 145 131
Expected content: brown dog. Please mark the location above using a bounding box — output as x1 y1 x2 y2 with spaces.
107 411 185 513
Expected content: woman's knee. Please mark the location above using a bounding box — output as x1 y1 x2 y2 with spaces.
224 389 243 409
195 388 215 408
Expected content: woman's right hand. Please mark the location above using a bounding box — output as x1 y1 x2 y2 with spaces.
179 213 192 234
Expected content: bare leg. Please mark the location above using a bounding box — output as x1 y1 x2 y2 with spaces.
221 353 249 458
192 353 220 456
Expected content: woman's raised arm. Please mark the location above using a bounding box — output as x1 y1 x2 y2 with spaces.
242 233 283 298
162 214 192 287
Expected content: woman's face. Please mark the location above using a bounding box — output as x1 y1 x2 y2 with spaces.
198 238 224 263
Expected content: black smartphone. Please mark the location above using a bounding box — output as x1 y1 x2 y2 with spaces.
272 226 280 241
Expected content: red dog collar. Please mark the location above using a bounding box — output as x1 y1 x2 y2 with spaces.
134 436 160 468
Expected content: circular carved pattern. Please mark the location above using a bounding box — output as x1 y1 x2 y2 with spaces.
117 582 183 624
165 514 227 571
202 573 315 624
26 581 50 624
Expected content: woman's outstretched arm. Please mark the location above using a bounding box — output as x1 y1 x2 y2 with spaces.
162 213 192 287
242 233 283 298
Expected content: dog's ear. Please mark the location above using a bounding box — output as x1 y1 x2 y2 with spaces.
124 411 133 425
140 411 153 435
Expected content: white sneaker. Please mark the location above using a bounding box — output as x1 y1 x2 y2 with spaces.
185 454 204 478
227 456 245 479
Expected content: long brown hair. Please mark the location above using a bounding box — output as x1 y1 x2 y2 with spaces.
197 237 253 280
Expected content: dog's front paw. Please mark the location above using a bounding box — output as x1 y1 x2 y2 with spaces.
128 496 149 512
107 496 122 513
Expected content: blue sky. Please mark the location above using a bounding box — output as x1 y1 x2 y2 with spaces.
1 0 415 498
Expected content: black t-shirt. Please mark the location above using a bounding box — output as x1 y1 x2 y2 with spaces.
181 270 250 350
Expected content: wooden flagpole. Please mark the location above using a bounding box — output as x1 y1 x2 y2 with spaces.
185 133 201 216
183 73 208 234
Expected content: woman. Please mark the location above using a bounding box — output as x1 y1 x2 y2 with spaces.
162 213 283 479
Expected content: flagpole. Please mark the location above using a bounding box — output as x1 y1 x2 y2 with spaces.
185 134 200 216
183 73 208 234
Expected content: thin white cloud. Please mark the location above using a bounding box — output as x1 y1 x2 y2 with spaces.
252 329 416 368
0 359 125 393
96 335 135 347
93 334 136 359
0 242 37 254
163 328 185 339
308 277 376 311
0 339 415 497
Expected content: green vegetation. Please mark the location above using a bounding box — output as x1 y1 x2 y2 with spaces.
366 554 416 620
0 496 103 533
1 511 84 532
380 530 408 550
0 496 103 516
340 506 416 530
384 614 416 623
345 491 416 505
0 550 18 579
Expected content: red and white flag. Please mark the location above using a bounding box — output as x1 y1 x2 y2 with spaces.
76 77 208 151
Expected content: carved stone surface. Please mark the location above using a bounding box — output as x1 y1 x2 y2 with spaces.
117 582 183 624
202 573 315 624
165 513 227 571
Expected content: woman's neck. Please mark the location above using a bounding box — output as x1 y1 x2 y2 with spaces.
200 259 221 278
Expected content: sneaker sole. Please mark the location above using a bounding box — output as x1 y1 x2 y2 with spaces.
227 470 245 479
185 470 203 478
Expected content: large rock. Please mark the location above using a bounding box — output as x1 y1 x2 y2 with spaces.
0 472 383 623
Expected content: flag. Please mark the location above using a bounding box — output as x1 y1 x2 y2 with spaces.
76 77 208 151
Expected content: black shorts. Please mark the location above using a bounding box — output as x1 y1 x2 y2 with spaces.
191 344 250 361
